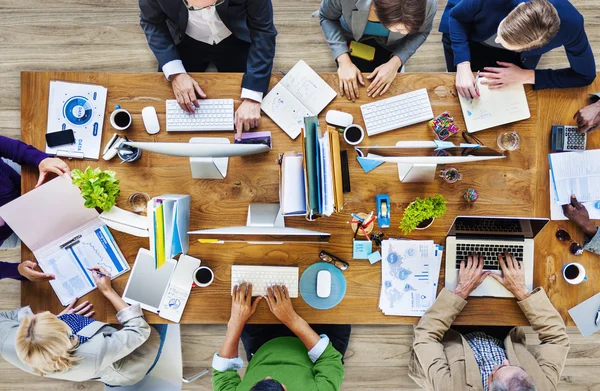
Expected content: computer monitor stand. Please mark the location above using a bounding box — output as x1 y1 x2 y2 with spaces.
397 163 437 183
189 137 229 179
246 203 285 244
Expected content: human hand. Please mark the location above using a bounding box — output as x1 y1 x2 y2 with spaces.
229 282 263 329
265 285 300 327
456 62 479 99
171 73 207 113
18 260 55 282
562 194 598 237
36 157 70 188
479 62 535 89
453 254 491 299
366 56 401 97
337 54 365 102
489 252 531 301
90 266 114 296
234 100 261 141
59 297 94 318
574 101 600 133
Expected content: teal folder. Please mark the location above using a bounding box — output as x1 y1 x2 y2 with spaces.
304 116 320 215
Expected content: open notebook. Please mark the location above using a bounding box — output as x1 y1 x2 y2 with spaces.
458 78 530 133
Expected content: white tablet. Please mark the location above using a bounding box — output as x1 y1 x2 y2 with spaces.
122 248 176 313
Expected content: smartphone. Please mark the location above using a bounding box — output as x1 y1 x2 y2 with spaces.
46 129 75 148
349 41 376 62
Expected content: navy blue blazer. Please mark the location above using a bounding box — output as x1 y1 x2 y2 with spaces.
439 0 595 90
139 0 277 94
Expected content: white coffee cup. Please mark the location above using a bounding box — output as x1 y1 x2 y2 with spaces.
192 266 214 288
562 262 587 285
343 124 364 145
110 107 132 131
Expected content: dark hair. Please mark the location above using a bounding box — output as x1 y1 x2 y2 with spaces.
250 379 285 391
372 0 427 33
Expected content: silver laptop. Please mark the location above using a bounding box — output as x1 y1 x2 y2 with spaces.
445 216 549 297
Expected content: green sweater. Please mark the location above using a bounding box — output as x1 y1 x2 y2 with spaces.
212 337 345 391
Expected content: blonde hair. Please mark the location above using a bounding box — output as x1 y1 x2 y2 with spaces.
15 312 81 375
499 0 560 51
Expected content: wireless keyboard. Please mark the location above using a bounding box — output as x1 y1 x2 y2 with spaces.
231 265 299 298
166 99 234 132
360 88 434 136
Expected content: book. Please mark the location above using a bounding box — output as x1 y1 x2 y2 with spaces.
261 60 337 139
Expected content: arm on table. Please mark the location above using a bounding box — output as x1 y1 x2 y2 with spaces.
0 136 48 168
0 261 22 281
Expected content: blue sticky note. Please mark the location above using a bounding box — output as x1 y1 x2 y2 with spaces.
368 250 382 264
353 240 373 259
357 157 384 173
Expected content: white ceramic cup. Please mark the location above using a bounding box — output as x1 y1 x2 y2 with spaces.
110 108 132 131
562 262 587 285
192 266 214 288
343 124 364 146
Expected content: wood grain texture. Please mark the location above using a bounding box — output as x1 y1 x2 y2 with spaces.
21 70 544 326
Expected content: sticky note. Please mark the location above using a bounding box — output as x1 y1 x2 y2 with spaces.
368 250 382 264
357 157 384 173
353 240 372 259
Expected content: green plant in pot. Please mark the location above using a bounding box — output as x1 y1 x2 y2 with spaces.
400 194 447 235
71 167 121 211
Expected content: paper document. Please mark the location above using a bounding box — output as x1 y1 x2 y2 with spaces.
549 150 600 205
36 221 129 306
319 131 334 216
262 60 336 139
568 292 600 337
46 81 108 159
459 79 530 133
549 171 600 220
378 239 443 317
158 254 201 323
281 155 307 216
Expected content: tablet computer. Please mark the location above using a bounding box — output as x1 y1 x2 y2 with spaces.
122 248 176 313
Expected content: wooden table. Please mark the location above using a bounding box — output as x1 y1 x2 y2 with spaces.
20 71 599 326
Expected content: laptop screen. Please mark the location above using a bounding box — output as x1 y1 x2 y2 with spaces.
447 216 549 239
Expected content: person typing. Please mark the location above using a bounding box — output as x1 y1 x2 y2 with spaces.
409 253 570 390
212 283 348 391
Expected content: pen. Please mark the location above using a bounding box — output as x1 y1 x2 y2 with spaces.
351 213 364 222
87 268 108 279
468 71 481 105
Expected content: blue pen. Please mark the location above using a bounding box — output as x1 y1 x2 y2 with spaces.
87 268 108 279
351 213 364 222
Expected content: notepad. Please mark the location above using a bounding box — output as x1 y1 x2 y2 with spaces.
459 79 530 133
261 60 337 139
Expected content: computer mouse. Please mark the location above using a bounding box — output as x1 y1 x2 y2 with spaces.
325 110 353 127
316 270 332 298
142 106 160 135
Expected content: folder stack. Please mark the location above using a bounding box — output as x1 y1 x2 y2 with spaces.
148 194 190 269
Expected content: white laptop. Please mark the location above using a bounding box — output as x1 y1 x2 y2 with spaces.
445 216 549 297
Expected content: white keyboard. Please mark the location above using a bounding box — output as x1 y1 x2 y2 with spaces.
231 265 299 298
360 88 434 136
166 99 234 132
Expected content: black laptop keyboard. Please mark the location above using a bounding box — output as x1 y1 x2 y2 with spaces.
455 218 521 233
455 243 524 270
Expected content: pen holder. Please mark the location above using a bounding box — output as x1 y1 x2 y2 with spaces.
349 212 375 237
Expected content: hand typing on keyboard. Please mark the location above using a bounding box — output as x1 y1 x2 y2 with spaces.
265 285 301 328
171 73 207 113
453 254 491 299
489 252 532 301
229 282 263 330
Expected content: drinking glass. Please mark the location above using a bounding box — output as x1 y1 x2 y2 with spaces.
128 192 150 213
497 131 521 151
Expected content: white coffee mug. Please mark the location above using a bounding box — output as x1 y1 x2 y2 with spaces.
562 262 587 285
343 124 364 146
192 266 214 288
110 106 132 131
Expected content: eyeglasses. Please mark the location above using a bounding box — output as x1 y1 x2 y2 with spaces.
182 0 225 11
320 251 349 271
555 228 584 255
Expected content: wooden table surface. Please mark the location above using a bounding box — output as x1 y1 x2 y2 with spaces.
19 71 599 325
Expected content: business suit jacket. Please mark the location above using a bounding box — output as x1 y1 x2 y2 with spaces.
319 0 437 65
139 0 277 94
439 0 596 90
0 305 160 386
409 288 570 390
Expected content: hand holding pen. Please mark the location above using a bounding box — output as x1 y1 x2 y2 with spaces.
89 266 113 295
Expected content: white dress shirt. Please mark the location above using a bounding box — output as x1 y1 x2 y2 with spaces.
162 9 263 102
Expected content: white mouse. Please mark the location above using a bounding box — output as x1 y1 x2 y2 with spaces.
326 110 353 128
142 106 160 134
316 270 332 298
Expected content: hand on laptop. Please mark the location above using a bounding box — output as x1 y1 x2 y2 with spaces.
453 254 491 299
562 195 599 237
489 252 531 301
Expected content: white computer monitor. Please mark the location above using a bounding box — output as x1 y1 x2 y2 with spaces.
355 141 505 182
188 203 330 244
123 137 270 179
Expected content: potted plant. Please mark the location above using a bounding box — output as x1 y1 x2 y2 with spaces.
400 194 447 235
71 167 121 211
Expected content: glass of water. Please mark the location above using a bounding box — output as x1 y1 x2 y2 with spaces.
497 131 521 151
128 192 150 213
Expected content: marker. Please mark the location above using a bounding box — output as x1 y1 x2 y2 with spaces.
197 239 224 244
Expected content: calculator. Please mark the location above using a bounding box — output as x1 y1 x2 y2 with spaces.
551 125 587 152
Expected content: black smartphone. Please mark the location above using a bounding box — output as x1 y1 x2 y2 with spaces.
46 129 75 148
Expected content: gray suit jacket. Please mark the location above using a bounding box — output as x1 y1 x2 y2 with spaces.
0 305 160 386
319 0 437 64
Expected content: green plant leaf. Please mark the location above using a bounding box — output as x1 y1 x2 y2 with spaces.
400 194 447 235
71 166 121 211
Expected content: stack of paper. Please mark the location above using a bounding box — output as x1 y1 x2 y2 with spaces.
549 150 600 220
378 239 443 317
148 195 190 269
